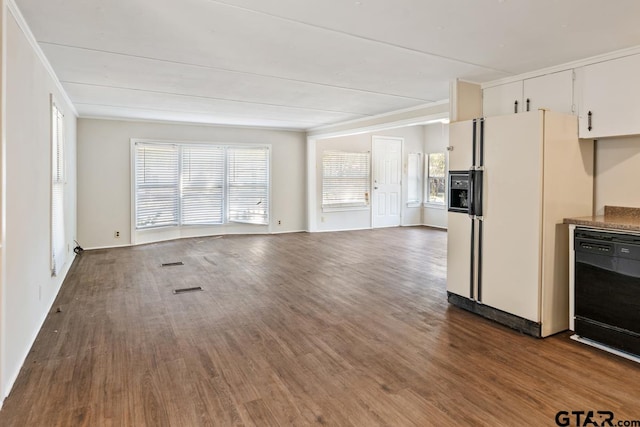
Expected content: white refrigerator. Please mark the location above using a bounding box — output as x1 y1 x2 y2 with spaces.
446 110 593 337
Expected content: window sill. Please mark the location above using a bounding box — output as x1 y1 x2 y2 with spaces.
322 206 369 213
423 203 446 210
406 202 421 208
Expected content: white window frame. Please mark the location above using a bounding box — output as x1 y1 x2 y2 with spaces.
424 152 446 208
321 150 371 212
51 96 66 276
131 139 271 234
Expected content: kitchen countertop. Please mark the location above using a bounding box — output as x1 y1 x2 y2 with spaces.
564 206 640 232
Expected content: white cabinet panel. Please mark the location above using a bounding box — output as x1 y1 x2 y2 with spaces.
447 121 473 171
482 81 522 117
484 71 574 118
578 54 640 138
523 70 574 115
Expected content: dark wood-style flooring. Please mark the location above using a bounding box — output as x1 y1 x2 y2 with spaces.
1 227 639 426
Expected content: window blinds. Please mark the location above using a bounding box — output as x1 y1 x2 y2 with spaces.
51 102 65 276
134 142 270 229
181 145 225 225
407 153 422 205
228 146 269 225
322 150 370 208
135 144 180 229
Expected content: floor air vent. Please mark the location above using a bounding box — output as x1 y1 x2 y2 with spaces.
173 286 203 295
161 261 184 267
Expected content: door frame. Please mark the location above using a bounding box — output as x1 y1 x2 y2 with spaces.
371 135 404 229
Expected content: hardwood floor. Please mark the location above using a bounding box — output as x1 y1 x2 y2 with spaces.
1 227 639 426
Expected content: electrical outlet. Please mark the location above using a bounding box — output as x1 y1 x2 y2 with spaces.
114 231 120 238
321 216 325 223
278 220 281 225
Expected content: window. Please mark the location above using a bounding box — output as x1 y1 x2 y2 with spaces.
407 153 422 206
425 152 446 205
228 146 269 225
51 100 66 276
181 145 224 225
134 142 269 229
322 150 370 209
135 143 180 228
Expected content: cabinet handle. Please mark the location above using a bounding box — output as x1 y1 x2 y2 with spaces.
526 98 530 112
514 100 518 114
588 111 592 131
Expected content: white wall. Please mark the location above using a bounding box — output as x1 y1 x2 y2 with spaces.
594 136 640 214
77 118 306 249
0 0 5 407
423 122 449 229
2 7 77 403
313 126 424 232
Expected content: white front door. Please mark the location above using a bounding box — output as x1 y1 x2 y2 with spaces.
372 137 402 228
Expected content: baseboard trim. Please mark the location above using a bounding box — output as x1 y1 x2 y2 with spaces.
269 229 306 235
83 243 134 251
422 224 447 230
313 227 373 233
2 253 76 404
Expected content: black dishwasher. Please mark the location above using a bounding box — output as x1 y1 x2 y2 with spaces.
574 229 640 356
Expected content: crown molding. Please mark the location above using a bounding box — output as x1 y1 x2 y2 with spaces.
6 0 78 116
308 99 448 134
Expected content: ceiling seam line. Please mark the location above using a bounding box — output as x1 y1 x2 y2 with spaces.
61 81 379 116
73 102 333 125
38 41 436 102
207 0 514 75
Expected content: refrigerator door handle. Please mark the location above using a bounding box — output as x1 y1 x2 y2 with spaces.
468 167 475 218
473 169 483 218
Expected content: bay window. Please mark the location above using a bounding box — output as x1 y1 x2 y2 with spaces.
134 141 269 229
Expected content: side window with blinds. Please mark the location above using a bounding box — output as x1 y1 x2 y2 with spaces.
51 100 66 275
134 142 270 229
322 150 370 210
228 146 269 225
407 153 422 206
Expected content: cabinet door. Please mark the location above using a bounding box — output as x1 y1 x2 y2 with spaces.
523 70 574 114
578 54 640 138
482 81 523 117
447 120 473 171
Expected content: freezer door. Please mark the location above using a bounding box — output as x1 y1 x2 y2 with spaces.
480 111 543 322
447 212 473 298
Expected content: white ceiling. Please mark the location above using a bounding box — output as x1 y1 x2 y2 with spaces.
14 0 640 130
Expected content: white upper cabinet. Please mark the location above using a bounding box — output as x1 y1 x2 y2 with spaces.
523 70 574 115
577 54 640 138
483 70 574 118
482 81 522 117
